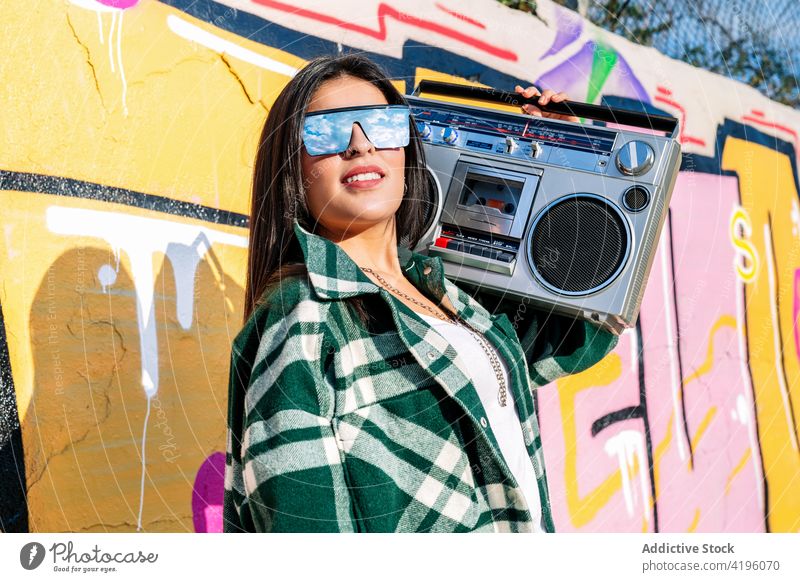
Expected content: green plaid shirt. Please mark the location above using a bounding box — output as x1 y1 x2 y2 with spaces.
224 218 618 533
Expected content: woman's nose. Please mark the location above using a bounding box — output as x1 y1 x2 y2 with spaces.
344 122 375 156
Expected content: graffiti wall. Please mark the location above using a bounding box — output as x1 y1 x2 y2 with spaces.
1 0 798 532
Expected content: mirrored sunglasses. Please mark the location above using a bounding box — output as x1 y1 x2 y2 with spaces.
302 104 411 156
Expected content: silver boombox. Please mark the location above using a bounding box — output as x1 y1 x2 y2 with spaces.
408 81 682 335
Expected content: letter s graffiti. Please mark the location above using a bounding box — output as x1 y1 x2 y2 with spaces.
730 205 759 283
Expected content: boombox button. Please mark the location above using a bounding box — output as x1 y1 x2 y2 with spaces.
497 252 514 262
446 240 465 252
434 236 450 248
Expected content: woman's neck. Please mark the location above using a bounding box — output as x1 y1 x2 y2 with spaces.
317 217 404 277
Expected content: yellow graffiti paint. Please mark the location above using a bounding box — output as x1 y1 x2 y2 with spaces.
2 1 305 218
557 353 639 528
0 0 306 532
687 508 701 532
722 135 800 532
689 407 717 456
725 448 752 496
652 408 674 501
0 192 248 532
682 315 738 389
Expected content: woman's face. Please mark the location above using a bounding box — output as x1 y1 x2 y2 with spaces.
300 75 406 238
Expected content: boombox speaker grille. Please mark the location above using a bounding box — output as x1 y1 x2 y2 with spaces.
530 195 628 294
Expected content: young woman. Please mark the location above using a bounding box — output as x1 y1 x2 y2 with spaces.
223 54 618 533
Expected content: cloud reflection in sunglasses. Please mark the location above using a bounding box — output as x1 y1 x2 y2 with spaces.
303 105 410 155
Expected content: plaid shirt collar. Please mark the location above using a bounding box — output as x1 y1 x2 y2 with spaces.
292 218 486 325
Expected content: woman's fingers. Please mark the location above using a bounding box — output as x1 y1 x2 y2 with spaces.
521 103 543 117
516 85 543 116
514 84 541 99
516 85 580 122
546 91 579 122
537 89 556 105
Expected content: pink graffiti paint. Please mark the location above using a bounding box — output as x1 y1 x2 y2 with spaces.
96 0 139 8
742 113 798 148
655 88 707 147
539 172 765 532
794 269 800 362
435 3 486 29
192 452 226 533
643 173 763 531
537 327 644 532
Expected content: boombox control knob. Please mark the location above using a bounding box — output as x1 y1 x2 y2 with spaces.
442 126 459 144
616 141 655 176
530 141 543 158
417 122 432 140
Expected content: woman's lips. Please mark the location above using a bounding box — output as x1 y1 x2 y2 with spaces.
341 175 385 190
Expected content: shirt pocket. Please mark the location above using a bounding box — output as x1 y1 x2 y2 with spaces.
334 387 483 532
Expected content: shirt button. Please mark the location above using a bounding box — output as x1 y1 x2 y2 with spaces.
427 351 436 361
480 416 488 428
423 265 432 275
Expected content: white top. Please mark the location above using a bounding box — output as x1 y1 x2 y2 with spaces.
418 312 544 532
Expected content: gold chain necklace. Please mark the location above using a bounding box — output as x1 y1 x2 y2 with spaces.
360 266 508 407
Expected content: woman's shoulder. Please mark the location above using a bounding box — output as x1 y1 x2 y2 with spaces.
233 271 325 354
230 271 336 423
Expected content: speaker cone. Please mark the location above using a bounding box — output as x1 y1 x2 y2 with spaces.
529 194 629 294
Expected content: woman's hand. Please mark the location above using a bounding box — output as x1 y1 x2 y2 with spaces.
514 85 580 123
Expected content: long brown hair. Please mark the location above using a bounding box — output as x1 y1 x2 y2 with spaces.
243 54 430 324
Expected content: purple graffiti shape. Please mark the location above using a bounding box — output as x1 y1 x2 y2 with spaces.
536 41 649 104
192 452 225 533
542 4 583 58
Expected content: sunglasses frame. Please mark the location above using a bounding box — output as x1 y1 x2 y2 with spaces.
301 104 412 156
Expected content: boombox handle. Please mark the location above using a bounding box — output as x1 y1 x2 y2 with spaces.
412 80 680 138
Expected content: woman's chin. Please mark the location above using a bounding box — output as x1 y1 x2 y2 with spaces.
334 193 403 219
332 206 401 231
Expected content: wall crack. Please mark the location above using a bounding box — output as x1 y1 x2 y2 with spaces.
218 53 267 113
65 9 107 111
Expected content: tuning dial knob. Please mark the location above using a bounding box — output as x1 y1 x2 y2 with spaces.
616 141 655 176
442 126 459 144
417 122 432 140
